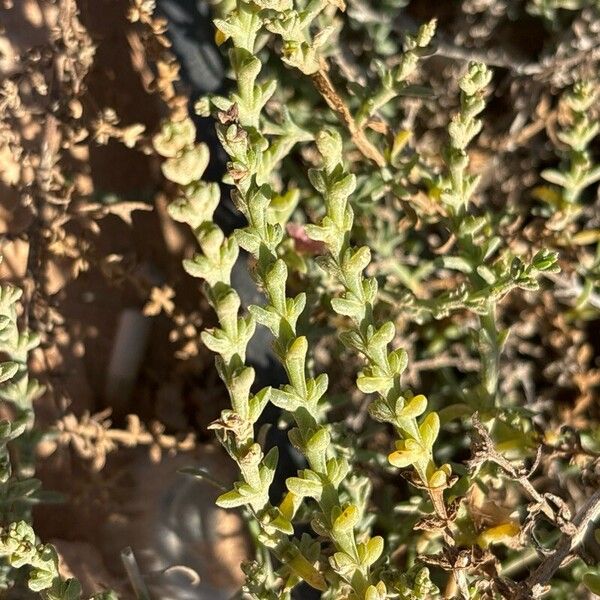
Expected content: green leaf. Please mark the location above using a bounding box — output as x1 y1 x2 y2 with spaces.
268 511 294 535
216 486 253 509
356 375 393 394
315 128 343 171
161 144 210 186
248 387 271 423
388 439 424 468
308 169 327 194
285 550 327 592
388 348 408 375
397 394 427 420
201 328 233 356
262 446 279 474
365 582 387 600
419 412 440 449
270 387 300 411
476 265 496 284
27 545 59 592
369 321 395 348
227 366 255 418
234 228 261 255
531 249 559 272
330 550 356 573
306 373 328 405
330 297 363 318
153 118 196 158
327 457 350 487
265 260 288 313
439 256 473 273
0 362 18 384
332 505 359 534
363 536 384 566
345 246 371 275
41 577 82 599
306 427 330 455
248 305 280 335
285 337 308 396
286 476 322 499
329 174 357 205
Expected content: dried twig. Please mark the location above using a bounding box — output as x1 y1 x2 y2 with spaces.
52 409 196 470
470 414 557 523
524 488 600 595
311 62 386 167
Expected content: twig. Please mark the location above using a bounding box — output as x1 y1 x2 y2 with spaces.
470 414 556 523
311 63 386 167
53 409 196 470
525 488 600 592
411 354 480 373
500 531 561 578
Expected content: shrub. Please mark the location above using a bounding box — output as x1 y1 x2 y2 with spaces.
1 0 599 598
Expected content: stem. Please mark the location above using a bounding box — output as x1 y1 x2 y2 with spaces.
310 66 386 167
480 302 500 404
526 489 600 590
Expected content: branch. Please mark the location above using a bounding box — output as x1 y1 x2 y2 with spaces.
470 413 556 523
525 488 600 592
311 64 386 167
